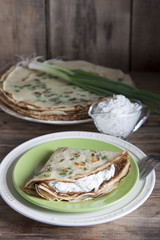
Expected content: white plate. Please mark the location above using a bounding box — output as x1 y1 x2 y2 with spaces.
0 101 92 125
0 131 155 226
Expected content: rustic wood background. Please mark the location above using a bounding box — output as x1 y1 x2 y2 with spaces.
0 0 160 72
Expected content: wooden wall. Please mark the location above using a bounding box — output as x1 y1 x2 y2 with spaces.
0 0 160 72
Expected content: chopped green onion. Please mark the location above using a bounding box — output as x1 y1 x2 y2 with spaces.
47 167 53 171
101 156 107 160
59 172 67 176
60 158 65 162
44 174 51 177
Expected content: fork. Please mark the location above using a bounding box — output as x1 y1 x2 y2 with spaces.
138 155 160 178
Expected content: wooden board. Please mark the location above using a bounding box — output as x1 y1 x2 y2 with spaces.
131 0 160 71
47 0 131 71
0 0 46 68
0 0 160 73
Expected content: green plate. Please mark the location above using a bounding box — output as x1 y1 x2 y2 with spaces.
12 138 139 212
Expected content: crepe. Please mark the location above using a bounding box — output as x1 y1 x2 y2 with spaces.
0 59 134 121
22 147 131 202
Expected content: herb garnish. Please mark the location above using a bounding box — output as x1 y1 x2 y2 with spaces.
101 156 107 160
60 158 65 162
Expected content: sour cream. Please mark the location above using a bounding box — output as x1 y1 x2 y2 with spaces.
89 95 142 139
49 164 115 193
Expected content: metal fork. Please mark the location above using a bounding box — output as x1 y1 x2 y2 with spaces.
138 155 160 178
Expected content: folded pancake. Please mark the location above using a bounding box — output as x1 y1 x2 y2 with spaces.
22 147 131 202
0 59 134 121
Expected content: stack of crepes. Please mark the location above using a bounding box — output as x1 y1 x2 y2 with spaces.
0 59 134 121
22 147 131 202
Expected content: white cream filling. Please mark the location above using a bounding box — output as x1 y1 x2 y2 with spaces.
92 95 142 138
48 164 115 193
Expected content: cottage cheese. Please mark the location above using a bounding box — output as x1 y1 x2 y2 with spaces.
91 95 142 138
49 164 115 193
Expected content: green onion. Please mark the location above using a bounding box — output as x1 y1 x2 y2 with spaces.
60 158 65 162
28 62 160 114
44 174 51 177
101 156 108 160
59 172 67 176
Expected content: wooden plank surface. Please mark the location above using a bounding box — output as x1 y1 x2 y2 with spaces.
0 0 160 72
0 72 160 239
48 0 131 71
131 0 160 71
0 0 46 68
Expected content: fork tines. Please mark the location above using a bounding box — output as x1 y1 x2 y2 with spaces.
138 155 160 178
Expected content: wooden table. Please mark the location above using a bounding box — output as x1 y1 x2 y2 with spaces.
0 73 160 240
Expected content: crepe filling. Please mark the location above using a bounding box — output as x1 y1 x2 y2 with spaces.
48 164 115 193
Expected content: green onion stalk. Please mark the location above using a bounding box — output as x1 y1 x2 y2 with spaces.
28 61 160 115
